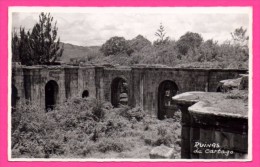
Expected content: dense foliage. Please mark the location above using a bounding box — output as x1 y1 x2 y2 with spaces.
12 97 181 158
176 32 203 56
12 13 64 65
100 37 129 56
72 27 249 69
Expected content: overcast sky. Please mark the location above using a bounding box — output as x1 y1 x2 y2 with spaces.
11 7 251 46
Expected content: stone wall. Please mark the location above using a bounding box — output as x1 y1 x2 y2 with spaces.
78 67 96 98
22 66 67 108
189 111 248 159
131 67 246 117
101 67 132 105
12 65 247 117
208 69 245 92
12 66 24 101
172 92 248 159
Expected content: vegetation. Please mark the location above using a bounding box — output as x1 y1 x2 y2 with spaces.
66 27 249 69
12 13 64 65
100 36 128 56
12 97 181 158
154 23 170 46
176 32 203 56
231 26 249 48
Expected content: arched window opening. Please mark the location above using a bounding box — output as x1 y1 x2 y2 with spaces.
111 77 128 107
82 90 89 98
217 86 222 92
158 80 179 120
45 80 59 111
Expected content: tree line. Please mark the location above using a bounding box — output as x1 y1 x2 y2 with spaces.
97 24 249 69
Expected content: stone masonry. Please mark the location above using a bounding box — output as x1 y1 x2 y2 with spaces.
11 64 247 118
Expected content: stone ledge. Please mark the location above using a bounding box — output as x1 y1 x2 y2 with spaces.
172 91 203 104
12 64 248 72
172 91 248 119
189 101 247 119
220 78 242 88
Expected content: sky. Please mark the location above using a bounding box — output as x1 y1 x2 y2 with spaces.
11 7 251 46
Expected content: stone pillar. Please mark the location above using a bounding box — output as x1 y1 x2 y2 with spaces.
64 67 79 99
95 66 104 102
23 67 43 106
131 67 144 108
12 66 25 103
190 115 200 159
177 102 195 159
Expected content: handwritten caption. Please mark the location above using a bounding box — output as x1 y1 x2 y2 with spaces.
193 142 234 156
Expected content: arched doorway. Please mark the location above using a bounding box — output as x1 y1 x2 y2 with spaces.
111 77 128 107
82 90 89 98
158 80 178 120
216 82 227 93
11 84 18 111
45 80 59 111
216 86 222 92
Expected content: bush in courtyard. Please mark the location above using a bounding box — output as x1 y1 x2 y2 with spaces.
119 106 146 121
97 137 132 153
12 97 182 158
11 101 60 158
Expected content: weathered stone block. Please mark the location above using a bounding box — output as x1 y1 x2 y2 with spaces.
149 145 174 159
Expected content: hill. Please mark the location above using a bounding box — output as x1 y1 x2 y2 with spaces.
60 43 102 63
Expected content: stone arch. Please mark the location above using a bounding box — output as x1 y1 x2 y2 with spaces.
11 84 18 110
45 80 59 111
216 86 222 92
82 90 89 98
216 83 226 93
111 77 128 107
158 80 179 120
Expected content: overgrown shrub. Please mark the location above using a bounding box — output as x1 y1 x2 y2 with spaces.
97 138 129 153
11 97 182 158
120 106 145 121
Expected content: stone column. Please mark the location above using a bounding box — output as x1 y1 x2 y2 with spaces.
172 97 196 159
95 66 104 102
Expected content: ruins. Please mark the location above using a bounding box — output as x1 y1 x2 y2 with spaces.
11 64 246 118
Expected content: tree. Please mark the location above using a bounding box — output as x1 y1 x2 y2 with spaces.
16 28 34 65
12 12 64 65
100 36 128 56
231 27 249 48
126 35 152 55
176 32 203 56
154 23 170 46
199 39 218 62
11 31 21 62
230 27 249 63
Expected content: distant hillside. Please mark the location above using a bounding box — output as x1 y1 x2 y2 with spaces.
60 42 102 63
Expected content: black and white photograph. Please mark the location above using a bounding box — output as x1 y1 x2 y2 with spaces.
9 7 252 160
